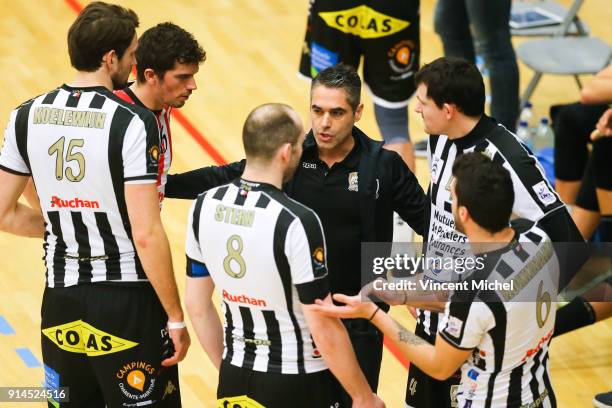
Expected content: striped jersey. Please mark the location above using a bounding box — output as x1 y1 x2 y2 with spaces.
439 221 558 408
418 115 565 341
185 179 331 374
0 84 160 288
114 87 172 206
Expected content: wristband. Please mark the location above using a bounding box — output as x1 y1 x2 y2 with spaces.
167 321 186 330
368 306 381 321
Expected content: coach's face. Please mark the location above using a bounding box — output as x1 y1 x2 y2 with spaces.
415 83 448 135
111 34 138 90
310 85 363 153
158 62 199 108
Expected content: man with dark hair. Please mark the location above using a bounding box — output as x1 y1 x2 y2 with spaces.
114 22 209 205
313 152 560 408
185 103 384 408
168 62 427 405
0 3 188 407
399 56 582 408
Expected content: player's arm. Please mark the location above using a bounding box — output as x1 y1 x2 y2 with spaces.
389 151 427 236
302 298 382 407
125 182 190 366
0 108 44 238
22 178 41 213
0 170 44 237
124 113 189 366
313 294 472 380
185 275 223 370
184 195 224 369
362 276 446 311
289 215 383 407
579 64 612 105
165 159 245 199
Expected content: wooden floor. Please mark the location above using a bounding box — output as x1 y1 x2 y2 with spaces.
0 0 611 406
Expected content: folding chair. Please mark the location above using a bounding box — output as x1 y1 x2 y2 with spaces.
516 0 611 108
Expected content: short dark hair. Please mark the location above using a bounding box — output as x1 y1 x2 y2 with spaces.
136 22 206 83
311 63 361 112
242 104 302 161
67 2 139 72
415 57 485 117
452 152 514 233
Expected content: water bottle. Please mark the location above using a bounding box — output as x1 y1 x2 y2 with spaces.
519 102 534 127
517 120 533 150
534 117 554 151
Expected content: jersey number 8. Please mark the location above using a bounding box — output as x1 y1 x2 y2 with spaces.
224 235 246 279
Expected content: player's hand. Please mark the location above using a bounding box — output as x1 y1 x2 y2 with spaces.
312 293 377 319
407 306 418 319
162 326 191 367
352 392 386 408
591 108 612 140
362 277 407 306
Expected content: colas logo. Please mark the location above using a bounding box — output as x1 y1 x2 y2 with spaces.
42 320 138 356
318 5 409 39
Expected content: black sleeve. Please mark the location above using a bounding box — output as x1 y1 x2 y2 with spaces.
390 152 427 236
165 159 245 199
536 207 589 289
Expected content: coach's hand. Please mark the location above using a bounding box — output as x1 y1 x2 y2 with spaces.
313 293 377 320
162 326 191 367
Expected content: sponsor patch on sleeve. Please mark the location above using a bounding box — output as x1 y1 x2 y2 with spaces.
532 181 557 206
445 316 464 337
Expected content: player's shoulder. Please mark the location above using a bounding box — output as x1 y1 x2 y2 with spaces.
267 188 321 225
511 218 550 244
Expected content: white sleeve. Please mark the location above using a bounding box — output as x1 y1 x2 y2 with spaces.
0 109 30 175
185 195 210 278
439 297 494 350
285 211 329 304
123 113 159 184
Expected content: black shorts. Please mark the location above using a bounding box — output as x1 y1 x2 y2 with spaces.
217 359 342 408
405 364 461 408
299 0 420 107
41 282 180 408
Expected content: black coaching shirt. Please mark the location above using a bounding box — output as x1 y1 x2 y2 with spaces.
291 136 362 296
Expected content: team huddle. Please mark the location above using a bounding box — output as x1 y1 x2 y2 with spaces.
0 2 587 408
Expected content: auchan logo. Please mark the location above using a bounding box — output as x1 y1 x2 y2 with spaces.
222 290 267 307
50 195 100 209
42 320 138 356
318 5 410 39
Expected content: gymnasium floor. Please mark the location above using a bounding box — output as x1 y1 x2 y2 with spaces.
0 0 611 406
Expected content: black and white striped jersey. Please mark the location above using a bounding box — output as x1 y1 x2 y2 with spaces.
0 85 160 288
417 116 565 341
439 221 558 408
185 179 331 374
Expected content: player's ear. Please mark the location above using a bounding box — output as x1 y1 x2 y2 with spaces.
443 103 455 120
143 68 158 84
279 143 292 163
458 205 469 223
102 49 117 71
